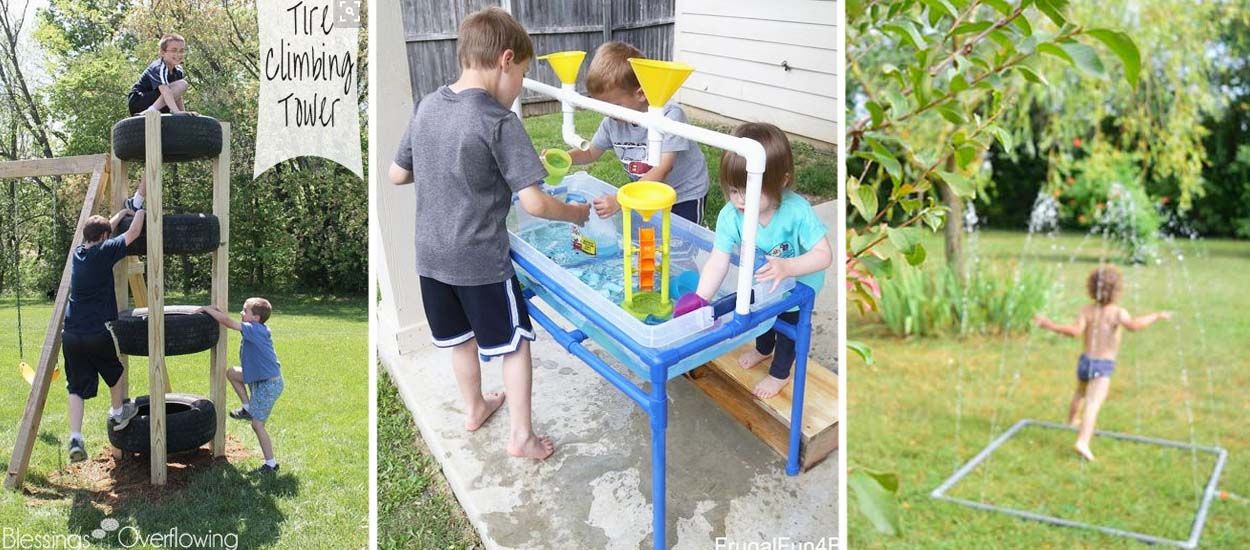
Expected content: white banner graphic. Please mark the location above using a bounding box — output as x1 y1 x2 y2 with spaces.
254 0 363 178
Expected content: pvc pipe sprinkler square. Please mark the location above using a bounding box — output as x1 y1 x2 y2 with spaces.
931 419 1228 549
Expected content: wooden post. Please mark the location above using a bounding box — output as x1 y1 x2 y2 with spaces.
111 156 129 460
144 111 167 485
4 161 108 491
209 123 230 457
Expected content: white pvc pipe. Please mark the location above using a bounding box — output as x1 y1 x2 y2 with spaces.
561 83 590 150
523 78 766 315
646 105 663 166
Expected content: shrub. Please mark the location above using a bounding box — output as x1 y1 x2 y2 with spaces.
878 262 1050 338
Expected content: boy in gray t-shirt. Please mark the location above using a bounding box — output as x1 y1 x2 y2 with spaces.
388 7 588 461
560 41 710 224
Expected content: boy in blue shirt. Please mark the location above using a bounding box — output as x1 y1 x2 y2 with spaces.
678 123 832 398
63 208 146 462
202 298 283 474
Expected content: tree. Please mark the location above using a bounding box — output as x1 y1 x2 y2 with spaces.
846 0 1140 311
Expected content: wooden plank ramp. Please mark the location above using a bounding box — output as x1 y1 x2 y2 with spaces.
685 344 838 472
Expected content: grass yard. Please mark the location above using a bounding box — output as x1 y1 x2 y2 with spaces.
377 370 481 549
849 230 1250 548
522 110 838 227
2 292 368 548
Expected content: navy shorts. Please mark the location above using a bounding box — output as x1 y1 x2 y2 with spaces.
62 329 124 399
420 275 535 357
670 197 704 225
127 90 170 115
1076 354 1115 381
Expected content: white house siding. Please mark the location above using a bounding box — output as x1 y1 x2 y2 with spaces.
674 0 837 145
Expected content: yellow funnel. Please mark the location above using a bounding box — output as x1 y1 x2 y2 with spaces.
628 59 694 107
618 180 676 219
539 51 586 85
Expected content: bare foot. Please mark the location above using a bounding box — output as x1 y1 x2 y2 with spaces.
507 434 555 460
465 392 506 431
1068 419 1081 429
752 375 790 399
738 348 771 370
1073 442 1095 462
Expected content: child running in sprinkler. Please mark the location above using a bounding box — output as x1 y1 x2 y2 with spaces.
62 208 146 462
676 122 832 399
201 298 284 475
555 41 710 224
121 32 196 213
1034 266 1171 461
388 7 589 460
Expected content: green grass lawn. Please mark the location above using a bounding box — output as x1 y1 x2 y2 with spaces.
2 292 367 548
377 370 481 549
522 110 837 227
849 230 1250 548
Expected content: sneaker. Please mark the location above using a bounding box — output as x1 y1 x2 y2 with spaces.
229 407 253 421
68 437 87 463
124 195 143 212
249 463 279 475
109 401 138 431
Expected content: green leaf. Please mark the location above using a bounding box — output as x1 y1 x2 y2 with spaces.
1011 15 1033 37
987 29 1014 51
885 89 910 117
856 151 902 183
900 197 922 214
949 73 969 93
937 170 976 197
1036 0 1068 27
982 0 1012 15
921 0 959 19
887 226 921 256
849 468 901 535
1086 28 1141 87
883 21 928 50
937 102 966 124
858 254 893 279
1038 42 1073 64
847 340 875 366
850 229 881 256
1014 64 1048 85
852 180 879 220
904 242 927 265
955 142 980 170
1060 41 1106 77
866 101 885 127
985 124 1014 152
952 21 992 35
922 208 946 231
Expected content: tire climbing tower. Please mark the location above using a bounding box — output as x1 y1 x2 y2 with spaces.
5 110 231 489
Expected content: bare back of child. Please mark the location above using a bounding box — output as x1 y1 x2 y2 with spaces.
1035 266 1171 461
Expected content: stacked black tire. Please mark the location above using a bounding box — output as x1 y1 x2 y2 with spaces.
108 114 226 455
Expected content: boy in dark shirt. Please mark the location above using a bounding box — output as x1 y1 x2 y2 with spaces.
63 207 146 462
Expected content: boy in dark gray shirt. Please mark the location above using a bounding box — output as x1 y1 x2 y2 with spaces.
389 7 588 461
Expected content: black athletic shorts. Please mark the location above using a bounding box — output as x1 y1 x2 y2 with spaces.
62 329 124 399
127 90 170 116
419 275 535 357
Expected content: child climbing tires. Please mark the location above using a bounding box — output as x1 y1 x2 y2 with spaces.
113 212 220 256
111 113 223 163
110 306 220 357
107 394 216 454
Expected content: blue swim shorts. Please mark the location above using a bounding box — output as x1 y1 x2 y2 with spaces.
1076 355 1115 382
247 376 284 422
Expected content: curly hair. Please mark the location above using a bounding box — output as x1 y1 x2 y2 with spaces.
1087 266 1122 306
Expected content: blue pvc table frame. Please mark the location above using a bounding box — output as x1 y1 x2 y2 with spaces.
511 249 816 549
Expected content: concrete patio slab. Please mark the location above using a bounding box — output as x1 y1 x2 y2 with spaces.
379 199 839 549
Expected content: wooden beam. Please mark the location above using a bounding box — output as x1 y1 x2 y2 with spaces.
685 345 838 471
0 154 110 179
111 156 129 460
209 122 230 457
5 159 109 491
144 111 167 485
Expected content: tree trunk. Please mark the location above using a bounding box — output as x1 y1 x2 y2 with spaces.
938 179 965 279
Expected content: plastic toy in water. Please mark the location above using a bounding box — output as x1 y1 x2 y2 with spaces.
542 149 571 185
618 180 677 320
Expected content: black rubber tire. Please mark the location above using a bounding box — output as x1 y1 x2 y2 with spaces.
111 114 223 163
108 394 216 454
113 212 220 256
110 306 220 357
